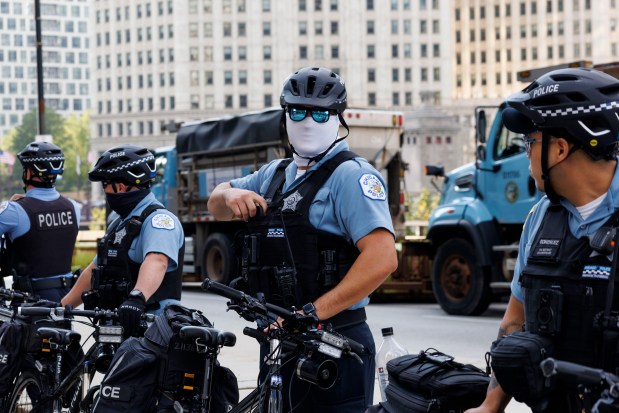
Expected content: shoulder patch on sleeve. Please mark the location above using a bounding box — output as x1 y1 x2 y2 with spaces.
151 213 175 230
0 201 8 215
358 173 386 200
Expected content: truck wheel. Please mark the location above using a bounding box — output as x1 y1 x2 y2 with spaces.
432 239 491 316
202 233 236 285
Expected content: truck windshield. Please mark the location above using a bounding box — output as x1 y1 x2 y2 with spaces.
494 124 525 160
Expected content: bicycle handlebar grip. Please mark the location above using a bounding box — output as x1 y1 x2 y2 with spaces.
541 358 614 386
243 326 268 344
19 307 54 316
203 280 244 302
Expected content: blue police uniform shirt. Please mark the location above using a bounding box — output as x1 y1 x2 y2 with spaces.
512 164 619 302
0 188 81 280
100 192 184 272
230 141 395 309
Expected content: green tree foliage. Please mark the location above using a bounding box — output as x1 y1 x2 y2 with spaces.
408 188 440 221
0 108 90 200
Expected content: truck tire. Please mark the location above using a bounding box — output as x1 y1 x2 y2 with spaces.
202 233 237 285
432 239 491 316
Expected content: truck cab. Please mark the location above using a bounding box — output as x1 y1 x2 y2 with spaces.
426 104 541 315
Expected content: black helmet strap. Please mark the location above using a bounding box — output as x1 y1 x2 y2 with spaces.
21 167 55 191
540 132 581 205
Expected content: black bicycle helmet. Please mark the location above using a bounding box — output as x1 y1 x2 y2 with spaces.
503 68 619 157
88 145 156 187
18 141 64 187
280 67 347 113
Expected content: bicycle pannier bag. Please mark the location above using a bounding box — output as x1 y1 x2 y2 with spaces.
490 330 555 406
92 337 159 413
0 320 26 394
383 348 490 413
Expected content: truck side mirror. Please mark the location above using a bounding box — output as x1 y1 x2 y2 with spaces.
424 165 444 177
476 110 487 144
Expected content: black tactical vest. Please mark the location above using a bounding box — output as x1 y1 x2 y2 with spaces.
93 204 183 310
521 205 619 367
11 196 78 278
242 151 360 308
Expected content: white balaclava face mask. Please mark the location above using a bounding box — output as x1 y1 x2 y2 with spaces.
286 114 340 161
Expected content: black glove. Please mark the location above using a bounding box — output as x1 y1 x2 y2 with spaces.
118 296 146 337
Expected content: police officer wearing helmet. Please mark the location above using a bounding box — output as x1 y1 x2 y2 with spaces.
62 145 184 337
0 141 80 302
208 67 398 412
466 68 619 413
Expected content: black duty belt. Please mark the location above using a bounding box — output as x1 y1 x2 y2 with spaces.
324 308 367 330
31 276 75 291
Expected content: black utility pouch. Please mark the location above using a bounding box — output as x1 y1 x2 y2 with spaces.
490 330 555 406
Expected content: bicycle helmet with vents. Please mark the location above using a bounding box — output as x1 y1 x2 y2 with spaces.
18 141 64 187
88 145 156 187
503 68 619 157
280 67 347 113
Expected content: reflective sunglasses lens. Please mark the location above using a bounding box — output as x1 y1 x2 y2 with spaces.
311 110 330 123
289 108 307 121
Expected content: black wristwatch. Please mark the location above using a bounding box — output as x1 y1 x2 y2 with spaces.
128 289 146 303
302 302 317 317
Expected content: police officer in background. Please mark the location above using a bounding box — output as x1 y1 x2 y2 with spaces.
466 69 619 413
62 145 184 337
0 141 80 302
208 67 398 412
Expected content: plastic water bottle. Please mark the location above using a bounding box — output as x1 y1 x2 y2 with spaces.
376 327 408 402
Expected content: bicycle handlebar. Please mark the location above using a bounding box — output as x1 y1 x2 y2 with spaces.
203 279 294 320
205 280 365 358
0 287 26 301
18 306 156 323
541 358 619 387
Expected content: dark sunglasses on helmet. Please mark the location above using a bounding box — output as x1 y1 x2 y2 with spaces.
287 106 333 123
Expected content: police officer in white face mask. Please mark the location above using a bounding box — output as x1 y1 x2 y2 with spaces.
208 67 398 412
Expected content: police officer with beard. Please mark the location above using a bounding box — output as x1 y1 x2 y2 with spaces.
466 69 619 413
0 142 80 302
208 67 398 412
62 145 184 337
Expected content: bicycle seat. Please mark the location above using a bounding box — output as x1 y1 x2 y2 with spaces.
179 326 236 348
37 327 81 345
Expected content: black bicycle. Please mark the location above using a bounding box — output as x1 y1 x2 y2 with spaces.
6 305 153 413
541 357 619 412
202 279 365 413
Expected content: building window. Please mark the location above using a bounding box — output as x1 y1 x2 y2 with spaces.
224 71 233 84
331 46 339 58
367 45 375 58
263 22 271 36
392 68 399 82
225 95 233 108
299 46 308 59
191 95 200 109
331 21 338 35
264 70 272 84
224 47 232 60
263 46 272 60
368 92 376 106
206 71 214 85
367 20 374 34
239 95 247 108
264 94 272 106
368 68 375 82
239 70 247 84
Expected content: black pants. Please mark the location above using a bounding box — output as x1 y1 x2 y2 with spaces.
260 321 376 413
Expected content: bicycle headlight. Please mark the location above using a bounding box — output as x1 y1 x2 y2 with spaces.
295 356 338 390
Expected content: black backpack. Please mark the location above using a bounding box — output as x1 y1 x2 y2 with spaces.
93 304 238 413
383 348 490 413
0 320 26 395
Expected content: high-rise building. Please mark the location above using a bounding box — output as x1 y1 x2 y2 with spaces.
0 0 91 143
90 0 619 157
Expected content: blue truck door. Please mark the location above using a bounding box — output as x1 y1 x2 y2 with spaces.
478 116 539 224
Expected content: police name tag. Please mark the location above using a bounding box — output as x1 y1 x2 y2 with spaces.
151 213 175 230
359 174 386 200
